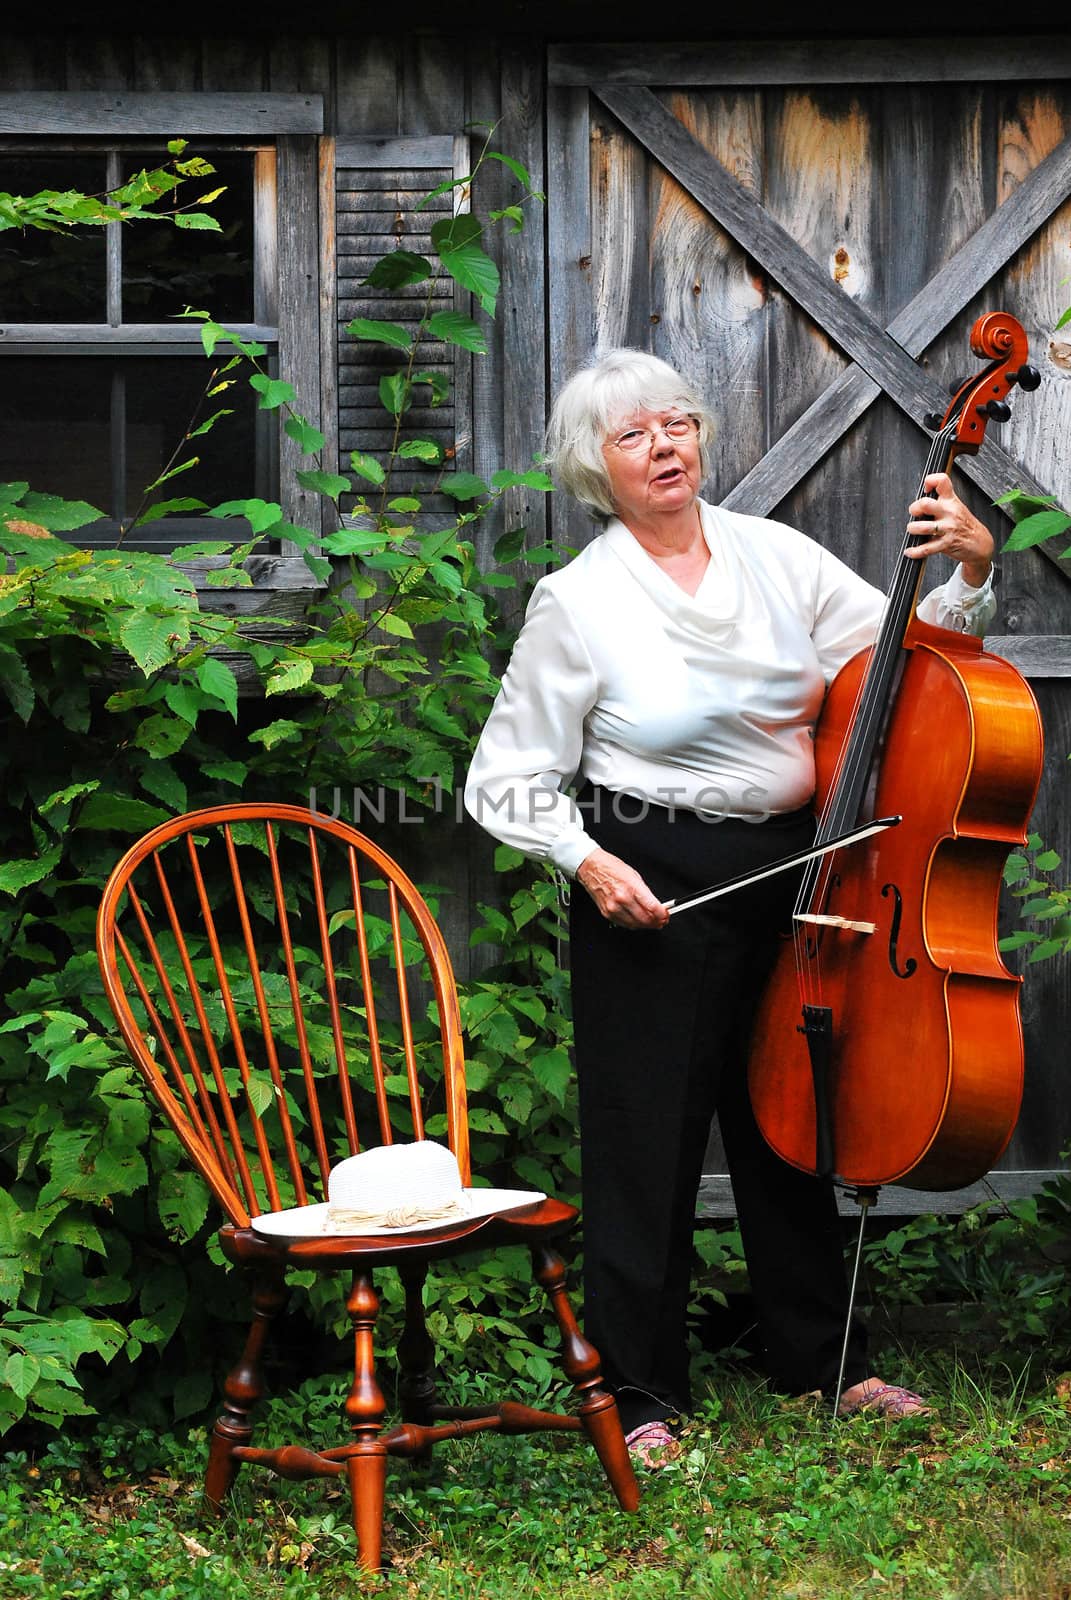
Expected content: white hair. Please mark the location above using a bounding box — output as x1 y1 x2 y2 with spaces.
542 347 716 519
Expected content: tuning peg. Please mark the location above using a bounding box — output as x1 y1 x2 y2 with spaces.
922 412 944 430
1013 363 1041 391
978 399 1011 422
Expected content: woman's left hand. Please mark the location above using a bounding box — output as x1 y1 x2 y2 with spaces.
904 472 994 588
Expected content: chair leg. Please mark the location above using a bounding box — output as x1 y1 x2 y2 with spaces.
396 1261 438 1462
204 1270 288 1512
532 1244 640 1513
344 1271 389 1572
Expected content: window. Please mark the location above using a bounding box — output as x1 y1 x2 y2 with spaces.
0 95 323 555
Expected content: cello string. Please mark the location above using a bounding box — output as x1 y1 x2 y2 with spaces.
793 421 956 1005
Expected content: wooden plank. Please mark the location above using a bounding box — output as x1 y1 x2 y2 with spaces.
984 636 1071 676
725 115 1071 521
276 135 323 543
0 91 323 133
335 137 457 169
129 36 195 93
62 37 131 93
594 84 1071 576
996 93 1071 566
401 35 465 134
319 137 340 511
0 325 278 345
546 84 594 553
645 90 766 507
334 36 401 136
763 87 879 577
494 45 549 585
696 1169 1065 1219
549 37 1071 89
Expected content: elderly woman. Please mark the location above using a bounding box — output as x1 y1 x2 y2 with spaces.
463 348 996 1465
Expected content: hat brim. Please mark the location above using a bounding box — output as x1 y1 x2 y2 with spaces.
250 1187 546 1242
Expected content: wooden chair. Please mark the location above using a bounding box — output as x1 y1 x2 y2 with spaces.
94 802 637 1570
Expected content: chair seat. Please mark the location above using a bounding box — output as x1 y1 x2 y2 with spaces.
219 1196 580 1269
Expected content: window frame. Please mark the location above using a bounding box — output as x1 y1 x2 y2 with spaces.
0 92 324 576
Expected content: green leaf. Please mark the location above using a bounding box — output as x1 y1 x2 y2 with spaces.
119 612 178 676
0 845 63 896
39 780 101 815
431 217 500 315
248 374 294 410
350 451 386 486
397 439 442 463
411 371 450 406
529 1046 573 1107
4 1351 41 1400
173 211 221 231
6 491 103 532
133 496 210 528
376 611 414 638
0 650 35 720
490 205 525 232
1002 508 1071 553
491 469 555 492
379 373 410 416
441 473 490 502
427 310 488 354
285 414 326 453
266 657 315 695
196 657 239 719
363 250 432 289
133 713 193 758
157 1169 210 1242
77 793 170 833
210 498 284 534
346 317 413 352
248 718 304 750
296 469 352 498
486 150 533 189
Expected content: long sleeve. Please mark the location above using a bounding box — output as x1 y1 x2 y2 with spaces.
808 541 996 683
464 582 602 874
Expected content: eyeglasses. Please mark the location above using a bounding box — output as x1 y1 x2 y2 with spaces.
608 415 699 454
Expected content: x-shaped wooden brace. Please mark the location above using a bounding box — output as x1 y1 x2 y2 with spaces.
594 84 1071 578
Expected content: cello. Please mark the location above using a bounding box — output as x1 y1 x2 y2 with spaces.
746 311 1045 1200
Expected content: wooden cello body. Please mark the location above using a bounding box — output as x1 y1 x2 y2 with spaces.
746 312 1045 1193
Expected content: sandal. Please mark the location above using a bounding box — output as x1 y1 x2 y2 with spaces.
837 1381 934 1419
624 1419 682 1468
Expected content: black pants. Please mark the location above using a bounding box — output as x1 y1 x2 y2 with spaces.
568 786 867 1434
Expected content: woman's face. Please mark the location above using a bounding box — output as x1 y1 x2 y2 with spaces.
601 407 702 525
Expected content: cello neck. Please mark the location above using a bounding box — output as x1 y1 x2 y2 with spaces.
817 423 954 841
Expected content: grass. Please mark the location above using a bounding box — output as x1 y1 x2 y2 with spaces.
1 1349 1070 1600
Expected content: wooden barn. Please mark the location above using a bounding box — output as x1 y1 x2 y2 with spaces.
2 5 1069 1217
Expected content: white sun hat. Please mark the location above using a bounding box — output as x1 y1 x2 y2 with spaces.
250 1139 545 1241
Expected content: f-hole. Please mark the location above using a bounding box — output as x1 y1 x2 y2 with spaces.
881 882 917 978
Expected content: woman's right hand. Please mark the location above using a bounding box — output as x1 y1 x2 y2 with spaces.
575 848 670 931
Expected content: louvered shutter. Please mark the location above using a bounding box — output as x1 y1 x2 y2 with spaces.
334 135 472 523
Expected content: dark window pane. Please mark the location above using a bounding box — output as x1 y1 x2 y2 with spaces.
0 354 257 543
122 151 254 323
0 155 108 322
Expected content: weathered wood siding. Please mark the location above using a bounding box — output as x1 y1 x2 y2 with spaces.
4 27 1069 1210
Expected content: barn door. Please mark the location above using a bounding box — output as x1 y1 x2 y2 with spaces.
546 40 1071 1213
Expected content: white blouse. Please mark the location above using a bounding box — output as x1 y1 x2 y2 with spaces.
463 500 996 875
